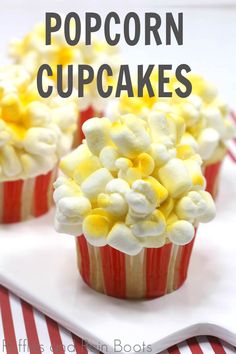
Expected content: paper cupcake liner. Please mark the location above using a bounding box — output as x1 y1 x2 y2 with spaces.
73 106 103 147
0 167 57 224
204 160 223 199
76 233 196 299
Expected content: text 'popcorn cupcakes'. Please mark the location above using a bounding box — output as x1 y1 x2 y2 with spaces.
9 23 120 146
54 112 215 299
0 65 78 223
109 72 235 199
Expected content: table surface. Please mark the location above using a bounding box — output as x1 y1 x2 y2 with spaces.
0 285 236 354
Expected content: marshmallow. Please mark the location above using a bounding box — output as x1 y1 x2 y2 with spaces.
83 213 111 247
125 190 155 215
23 102 50 127
131 210 166 237
138 234 166 248
175 191 208 221
196 191 216 223
55 219 82 236
183 159 206 190
82 117 112 155
97 192 128 216
24 127 57 156
60 144 91 178
150 143 176 167
1 145 22 177
53 181 81 203
167 220 195 245
158 158 192 198
107 223 142 255
81 168 113 199
110 115 150 158
197 128 220 160
105 178 130 195
58 196 91 219
73 155 101 184
99 146 120 171
148 111 172 146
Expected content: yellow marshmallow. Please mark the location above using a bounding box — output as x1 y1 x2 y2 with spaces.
143 176 168 204
1 94 22 123
73 156 101 184
159 197 174 218
82 214 111 247
133 153 155 177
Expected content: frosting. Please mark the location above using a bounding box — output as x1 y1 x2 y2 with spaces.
10 23 120 111
108 73 235 165
0 65 78 181
54 113 215 255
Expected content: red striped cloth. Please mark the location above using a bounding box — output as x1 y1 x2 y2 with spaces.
0 286 235 354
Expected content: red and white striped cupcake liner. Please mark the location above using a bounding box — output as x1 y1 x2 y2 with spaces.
74 106 103 147
0 167 57 224
203 111 236 200
204 160 223 200
76 232 196 299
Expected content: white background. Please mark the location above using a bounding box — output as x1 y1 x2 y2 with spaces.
0 0 236 106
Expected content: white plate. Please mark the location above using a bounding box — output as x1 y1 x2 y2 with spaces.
0 157 236 354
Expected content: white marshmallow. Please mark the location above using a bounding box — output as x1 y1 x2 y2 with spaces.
110 115 150 158
1 145 22 177
81 168 113 199
58 196 91 219
167 220 195 245
82 117 111 155
107 223 142 255
99 146 119 171
131 210 166 237
24 127 57 156
196 191 216 223
105 178 130 195
197 128 220 160
158 158 192 198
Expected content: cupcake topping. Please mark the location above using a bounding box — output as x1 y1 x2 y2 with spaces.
54 112 215 255
0 65 78 181
110 73 235 165
10 23 119 111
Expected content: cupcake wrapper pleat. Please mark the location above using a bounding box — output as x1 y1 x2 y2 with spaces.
0 167 57 224
204 160 223 199
76 232 196 299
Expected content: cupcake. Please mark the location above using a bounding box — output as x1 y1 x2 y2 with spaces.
170 74 235 198
54 112 215 299
0 65 77 223
9 23 119 146
110 73 235 199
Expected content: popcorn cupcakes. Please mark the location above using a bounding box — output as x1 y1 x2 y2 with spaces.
170 74 235 198
111 73 235 199
0 65 77 223
54 112 215 299
9 23 119 146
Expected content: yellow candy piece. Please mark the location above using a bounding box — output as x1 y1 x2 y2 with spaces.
168 113 185 144
166 212 178 225
159 197 174 218
83 214 110 238
133 153 155 177
7 122 26 140
144 176 168 204
1 95 22 123
73 156 101 184
184 159 206 190
177 145 195 160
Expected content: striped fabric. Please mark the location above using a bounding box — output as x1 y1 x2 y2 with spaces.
0 286 235 354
